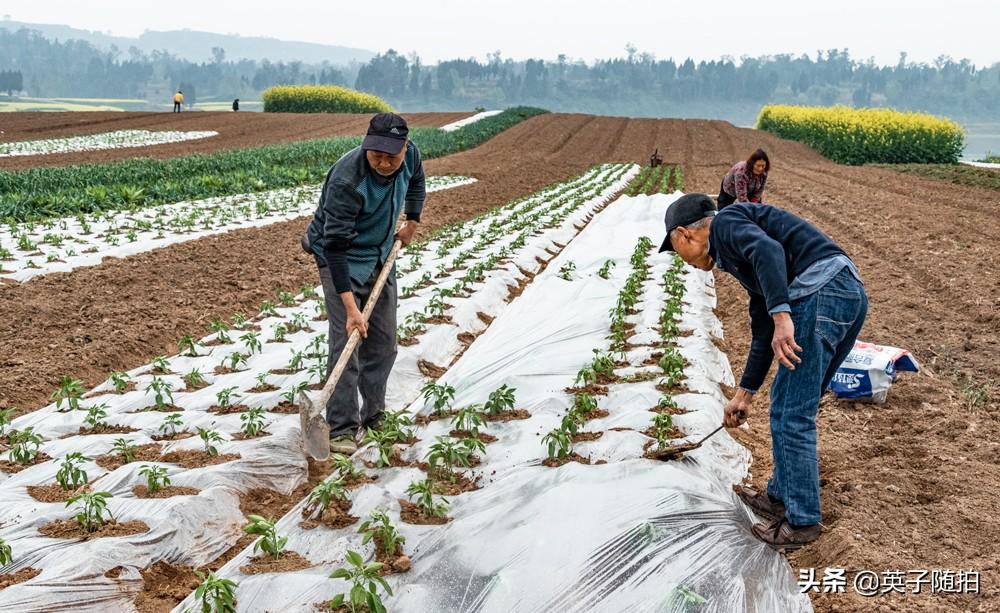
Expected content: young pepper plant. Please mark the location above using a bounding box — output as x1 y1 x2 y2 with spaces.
242 515 287 559
192 570 237 613
55 452 90 490
329 550 392 613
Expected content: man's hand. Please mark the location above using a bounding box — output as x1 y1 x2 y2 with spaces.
723 389 754 428
395 220 419 247
771 311 802 370
340 293 368 338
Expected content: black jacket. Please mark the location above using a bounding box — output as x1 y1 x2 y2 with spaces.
708 204 847 391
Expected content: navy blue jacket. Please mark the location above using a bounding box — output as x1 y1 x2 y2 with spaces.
708 204 847 391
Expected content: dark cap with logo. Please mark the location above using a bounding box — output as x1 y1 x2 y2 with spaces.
362 113 409 155
658 193 718 252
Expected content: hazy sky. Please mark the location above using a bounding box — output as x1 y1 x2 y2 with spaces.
3 1 998 66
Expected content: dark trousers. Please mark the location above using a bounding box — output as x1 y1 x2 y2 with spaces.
766 267 867 525
173 102 181 113
717 179 736 209
317 265 398 438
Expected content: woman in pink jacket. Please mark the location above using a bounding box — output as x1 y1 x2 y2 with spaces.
718 148 769 209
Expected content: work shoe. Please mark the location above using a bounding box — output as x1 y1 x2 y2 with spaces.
734 484 786 521
751 518 821 552
329 435 358 455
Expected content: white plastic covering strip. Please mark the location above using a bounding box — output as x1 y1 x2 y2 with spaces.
0 175 476 282
960 160 1000 169
0 129 219 157
174 193 811 612
0 165 638 611
439 111 503 132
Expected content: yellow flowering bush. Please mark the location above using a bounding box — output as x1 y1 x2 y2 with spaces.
262 85 394 114
756 105 964 164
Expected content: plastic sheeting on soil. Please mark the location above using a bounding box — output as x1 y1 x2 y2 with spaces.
439 111 503 132
0 165 636 611
0 174 476 282
174 193 811 612
0 129 219 157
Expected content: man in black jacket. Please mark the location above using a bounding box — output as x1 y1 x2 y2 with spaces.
660 195 867 551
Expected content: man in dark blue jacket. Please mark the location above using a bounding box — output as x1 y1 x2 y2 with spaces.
303 113 425 454
660 194 867 551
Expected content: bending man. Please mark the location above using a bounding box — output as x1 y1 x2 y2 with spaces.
303 113 425 454
660 194 867 550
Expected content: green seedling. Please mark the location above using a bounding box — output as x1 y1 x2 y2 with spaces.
651 413 675 446
300 284 319 301
66 490 113 532
590 349 616 379
55 452 90 491
146 377 175 410
197 428 224 457
289 312 310 332
139 464 171 494
558 261 576 280
112 438 137 464
8 427 43 464
271 323 288 342
209 319 233 344
329 550 392 613
362 428 399 468
242 515 287 559
421 382 456 416
286 349 306 372
240 331 262 355
358 508 406 558
543 427 574 460
305 477 348 515
231 312 249 329
240 407 267 437
224 352 248 371
259 300 278 317
191 570 237 613
215 387 239 409
279 382 308 405
405 478 449 517
425 436 485 481
151 355 172 374
308 361 327 384
598 259 616 279
0 537 11 566
109 371 130 393
277 290 296 307
0 407 13 437
452 405 485 438
51 376 85 411
484 384 517 414
177 335 200 357
159 413 185 437
183 369 208 389
83 403 110 429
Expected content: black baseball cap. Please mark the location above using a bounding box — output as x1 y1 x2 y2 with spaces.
362 113 408 154
658 193 718 252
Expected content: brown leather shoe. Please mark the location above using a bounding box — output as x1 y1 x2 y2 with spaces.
751 517 821 551
734 485 786 521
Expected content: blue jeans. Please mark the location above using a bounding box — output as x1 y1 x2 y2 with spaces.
766 267 867 526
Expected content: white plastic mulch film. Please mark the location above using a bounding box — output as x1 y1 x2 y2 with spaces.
0 129 219 158
174 192 811 612
0 165 638 611
439 110 503 132
0 174 476 283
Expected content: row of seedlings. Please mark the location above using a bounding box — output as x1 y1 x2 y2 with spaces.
0 175 475 281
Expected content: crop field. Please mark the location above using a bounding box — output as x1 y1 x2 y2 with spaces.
0 110 997 613
0 129 220 158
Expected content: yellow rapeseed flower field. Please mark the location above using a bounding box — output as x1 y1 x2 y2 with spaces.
262 85 394 114
756 105 964 164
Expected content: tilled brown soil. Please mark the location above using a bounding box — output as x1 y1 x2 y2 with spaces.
0 111 471 170
1 113 998 611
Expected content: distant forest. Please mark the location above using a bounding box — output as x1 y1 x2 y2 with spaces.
1 27 998 123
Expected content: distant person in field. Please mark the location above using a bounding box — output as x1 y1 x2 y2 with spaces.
302 113 425 454
661 194 867 551
232 98 239 112
173 90 184 113
717 148 769 208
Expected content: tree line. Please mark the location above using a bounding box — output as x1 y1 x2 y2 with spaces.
1 26 998 121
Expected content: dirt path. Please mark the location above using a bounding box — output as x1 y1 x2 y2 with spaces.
0 111 471 170
0 113 996 611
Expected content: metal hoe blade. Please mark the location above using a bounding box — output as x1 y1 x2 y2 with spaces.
298 391 331 461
